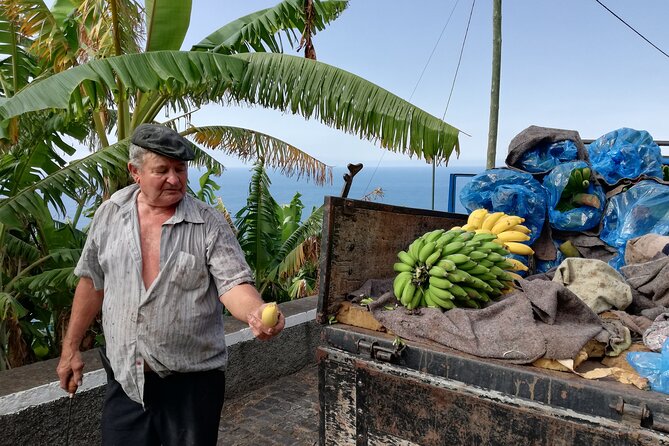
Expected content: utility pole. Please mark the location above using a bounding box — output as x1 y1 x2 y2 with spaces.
486 0 502 169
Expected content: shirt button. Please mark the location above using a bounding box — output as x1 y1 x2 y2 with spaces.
136 360 142 366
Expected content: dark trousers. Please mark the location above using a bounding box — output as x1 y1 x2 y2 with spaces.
99 350 226 446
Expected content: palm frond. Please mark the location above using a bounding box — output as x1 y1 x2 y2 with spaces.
269 206 322 280
0 51 460 163
231 53 460 164
191 0 348 54
76 0 143 60
2 0 77 71
145 0 192 52
0 51 246 119
183 125 332 185
19 266 78 292
0 138 129 226
235 161 280 276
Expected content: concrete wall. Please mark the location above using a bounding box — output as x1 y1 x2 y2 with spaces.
0 296 320 446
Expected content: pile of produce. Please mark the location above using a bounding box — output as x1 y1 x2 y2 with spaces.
393 210 531 311
555 166 601 211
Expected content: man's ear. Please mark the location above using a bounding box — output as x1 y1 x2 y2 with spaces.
128 162 140 183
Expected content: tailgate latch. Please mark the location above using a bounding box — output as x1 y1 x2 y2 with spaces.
610 398 653 428
356 339 404 363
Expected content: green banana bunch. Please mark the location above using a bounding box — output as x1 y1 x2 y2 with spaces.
557 166 598 212
392 228 521 312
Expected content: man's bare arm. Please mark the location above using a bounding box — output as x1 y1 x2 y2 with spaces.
219 283 285 340
56 277 104 394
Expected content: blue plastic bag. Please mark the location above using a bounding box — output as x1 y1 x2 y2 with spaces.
627 338 669 394
543 161 606 232
600 180 669 269
516 140 579 173
587 128 663 185
460 169 546 244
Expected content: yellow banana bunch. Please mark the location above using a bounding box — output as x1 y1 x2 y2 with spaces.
463 209 535 262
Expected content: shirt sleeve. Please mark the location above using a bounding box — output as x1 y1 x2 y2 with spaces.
74 204 107 291
206 213 254 297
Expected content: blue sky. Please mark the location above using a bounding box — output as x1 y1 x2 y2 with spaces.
179 0 669 169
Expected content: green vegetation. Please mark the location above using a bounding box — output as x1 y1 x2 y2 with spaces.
0 0 459 368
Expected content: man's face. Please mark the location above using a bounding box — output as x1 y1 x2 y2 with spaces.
129 152 188 207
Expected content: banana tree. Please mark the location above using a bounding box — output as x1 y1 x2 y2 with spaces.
235 160 323 303
0 0 460 365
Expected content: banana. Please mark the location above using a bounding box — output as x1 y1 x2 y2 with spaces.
429 276 453 289
486 252 506 263
474 228 494 235
428 265 449 277
401 281 416 306
457 260 478 271
491 216 524 235
481 211 505 230
407 286 423 310
581 167 591 181
441 241 465 256
408 237 425 260
436 231 458 247
453 231 475 243
479 241 504 252
435 259 457 271
393 262 414 273
467 208 489 229
503 257 529 272
418 241 437 263
496 231 531 243
478 259 494 268
468 276 493 292
468 250 488 261
507 224 531 235
446 270 469 283
467 264 490 275
424 229 445 243
424 248 442 268
429 284 455 301
488 265 505 277
573 168 583 188
397 250 416 266
506 271 525 282
457 298 480 309
444 253 470 265
461 285 482 300
461 223 478 231
471 232 498 243
504 242 535 256
427 287 455 309
423 288 440 308
449 284 468 298
393 272 412 299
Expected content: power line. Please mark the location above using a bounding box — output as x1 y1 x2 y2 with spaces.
408 0 462 102
443 0 476 121
594 0 669 59
363 0 461 195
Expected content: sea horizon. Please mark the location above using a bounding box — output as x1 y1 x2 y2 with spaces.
56 164 488 226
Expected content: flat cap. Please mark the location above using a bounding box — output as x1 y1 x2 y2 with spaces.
131 124 195 161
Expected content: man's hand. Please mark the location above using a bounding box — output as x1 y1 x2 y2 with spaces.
57 345 84 395
247 303 286 340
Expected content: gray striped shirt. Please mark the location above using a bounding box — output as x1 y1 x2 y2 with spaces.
74 184 253 404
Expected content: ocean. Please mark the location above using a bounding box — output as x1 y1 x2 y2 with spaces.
213 165 485 217
57 165 486 225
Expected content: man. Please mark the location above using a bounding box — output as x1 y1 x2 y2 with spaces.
56 123 285 445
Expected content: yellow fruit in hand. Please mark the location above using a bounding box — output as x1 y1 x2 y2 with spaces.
261 303 279 328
